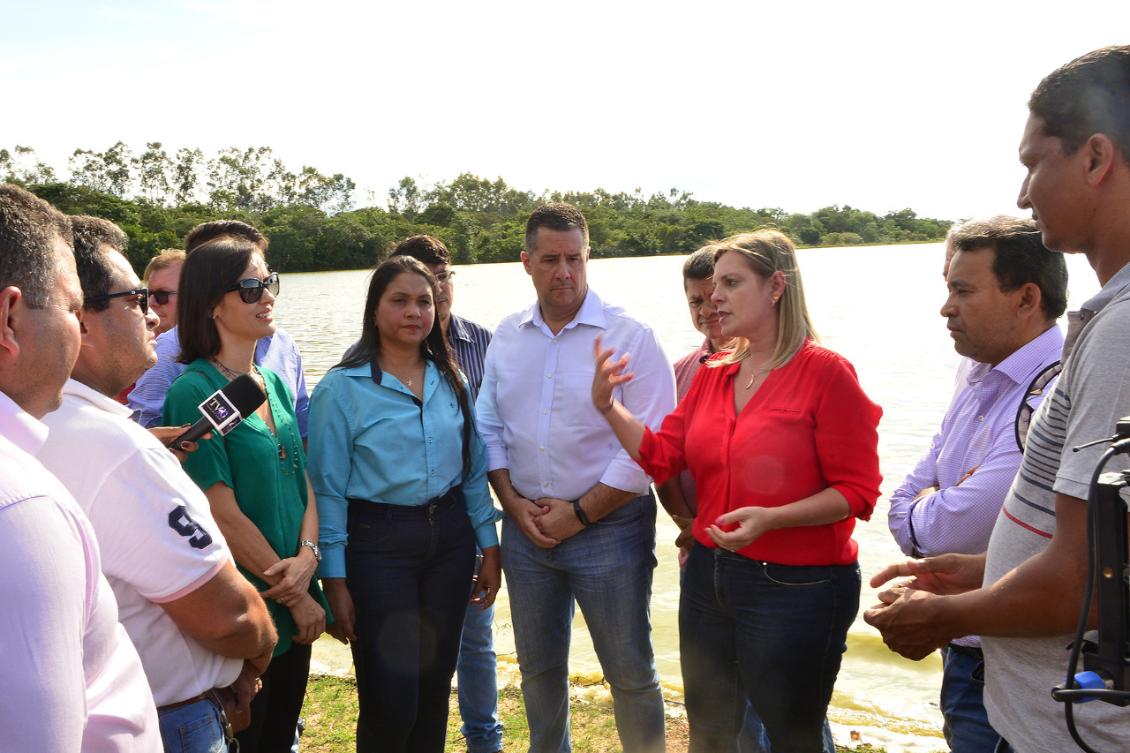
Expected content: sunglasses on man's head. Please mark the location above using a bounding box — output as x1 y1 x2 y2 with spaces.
226 272 280 303
85 288 149 315
148 289 177 306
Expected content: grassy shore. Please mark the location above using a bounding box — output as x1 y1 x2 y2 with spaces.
301 674 886 753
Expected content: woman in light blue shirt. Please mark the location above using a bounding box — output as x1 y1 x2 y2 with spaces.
307 255 500 753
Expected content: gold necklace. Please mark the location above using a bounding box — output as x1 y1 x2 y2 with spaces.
743 362 770 390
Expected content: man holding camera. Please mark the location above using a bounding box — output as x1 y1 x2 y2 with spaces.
867 46 1130 753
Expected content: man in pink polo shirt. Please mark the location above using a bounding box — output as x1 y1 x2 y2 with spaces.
0 183 161 752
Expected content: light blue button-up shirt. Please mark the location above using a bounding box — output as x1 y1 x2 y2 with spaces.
307 359 499 579
476 288 676 502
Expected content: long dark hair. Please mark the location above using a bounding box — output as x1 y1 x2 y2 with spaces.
337 255 475 477
176 238 259 363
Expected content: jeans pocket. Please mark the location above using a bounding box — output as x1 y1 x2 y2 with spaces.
761 562 833 587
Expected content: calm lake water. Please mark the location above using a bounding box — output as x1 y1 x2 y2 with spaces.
275 245 1099 752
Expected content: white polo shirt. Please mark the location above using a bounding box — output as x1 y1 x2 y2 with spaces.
0 390 160 752
39 379 242 706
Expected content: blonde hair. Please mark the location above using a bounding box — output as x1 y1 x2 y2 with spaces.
705 229 817 370
143 248 186 283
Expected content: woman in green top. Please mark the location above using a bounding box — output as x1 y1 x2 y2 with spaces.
163 236 328 753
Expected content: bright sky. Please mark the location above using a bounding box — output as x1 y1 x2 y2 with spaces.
3 0 1128 220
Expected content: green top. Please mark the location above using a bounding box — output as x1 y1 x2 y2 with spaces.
163 359 330 656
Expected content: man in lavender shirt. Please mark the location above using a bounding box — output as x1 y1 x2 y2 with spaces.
128 221 310 436
886 216 1067 753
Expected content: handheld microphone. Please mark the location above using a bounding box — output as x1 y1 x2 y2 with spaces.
168 374 267 451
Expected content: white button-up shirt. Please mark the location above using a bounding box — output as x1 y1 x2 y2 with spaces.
476 288 676 501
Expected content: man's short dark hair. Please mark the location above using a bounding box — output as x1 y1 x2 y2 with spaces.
683 247 715 283
949 216 1069 320
0 183 71 308
388 235 451 266
524 202 589 253
184 220 269 253
1029 45 1130 162
72 216 129 312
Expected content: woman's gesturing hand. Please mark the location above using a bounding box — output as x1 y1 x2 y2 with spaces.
592 334 633 415
706 506 777 552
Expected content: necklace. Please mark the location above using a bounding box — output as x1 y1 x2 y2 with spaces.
743 361 770 390
211 358 258 381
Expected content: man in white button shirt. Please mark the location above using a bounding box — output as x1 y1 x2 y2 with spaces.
477 203 676 753
37 215 278 753
0 183 161 752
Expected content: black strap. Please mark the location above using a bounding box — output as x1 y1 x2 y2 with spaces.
1014 361 1062 452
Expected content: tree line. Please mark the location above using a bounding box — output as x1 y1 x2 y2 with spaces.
2 144 953 273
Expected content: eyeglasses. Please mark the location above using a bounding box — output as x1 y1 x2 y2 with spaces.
434 270 456 283
225 273 280 303
148 289 177 306
85 288 149 315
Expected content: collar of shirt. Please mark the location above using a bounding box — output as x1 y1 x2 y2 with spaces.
521 288 607 337
0 389 48 454
447 314 472 344
357 358 441 402
964 325 1064 409
1065 260 1130 357
61 378 133 419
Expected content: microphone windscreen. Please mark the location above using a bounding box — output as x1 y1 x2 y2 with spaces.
222 373 267 416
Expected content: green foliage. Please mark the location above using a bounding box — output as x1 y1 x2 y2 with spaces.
5 144 952 274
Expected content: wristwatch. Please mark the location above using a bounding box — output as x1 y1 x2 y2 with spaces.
298 539 321 562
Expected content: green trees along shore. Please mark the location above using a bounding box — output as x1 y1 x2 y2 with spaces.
2 143 952 273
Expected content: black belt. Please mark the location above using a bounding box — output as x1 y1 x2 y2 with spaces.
348 486 462 521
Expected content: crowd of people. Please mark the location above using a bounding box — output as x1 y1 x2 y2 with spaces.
1 44 1130 753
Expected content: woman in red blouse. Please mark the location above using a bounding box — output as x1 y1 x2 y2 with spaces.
592 229 882 753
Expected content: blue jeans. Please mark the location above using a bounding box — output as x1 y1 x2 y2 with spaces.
941 645 1001 753
347 491 477 753
680 543 859 753
458 550 503 753
159 698 227 753
501 494 665 753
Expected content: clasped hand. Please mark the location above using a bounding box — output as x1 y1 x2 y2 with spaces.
862 553 985 661
261 551 318 605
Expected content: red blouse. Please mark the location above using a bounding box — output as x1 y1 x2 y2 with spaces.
637 340 882 566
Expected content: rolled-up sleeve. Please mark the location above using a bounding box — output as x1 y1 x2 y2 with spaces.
307 376 353 579
464 402 500 549
600 326 676 494
813 360 883 520
474 341 510 472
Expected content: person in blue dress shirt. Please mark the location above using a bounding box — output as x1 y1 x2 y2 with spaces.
307 255 501 753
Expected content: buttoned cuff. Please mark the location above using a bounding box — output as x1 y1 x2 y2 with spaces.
318 545 346 579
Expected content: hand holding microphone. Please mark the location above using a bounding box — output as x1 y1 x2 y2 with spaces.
167 374 267 452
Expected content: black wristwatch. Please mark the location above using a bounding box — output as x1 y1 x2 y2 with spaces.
298 539 322 562
571 499 592 527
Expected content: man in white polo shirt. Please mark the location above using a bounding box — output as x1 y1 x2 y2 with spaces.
0 184 161 752
38 215 277 753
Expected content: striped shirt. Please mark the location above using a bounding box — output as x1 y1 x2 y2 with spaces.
981 260 1130 753
448 314 492 399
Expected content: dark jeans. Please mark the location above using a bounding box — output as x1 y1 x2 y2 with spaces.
680 543 859 753
235 641 312 753
346 489 477 753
